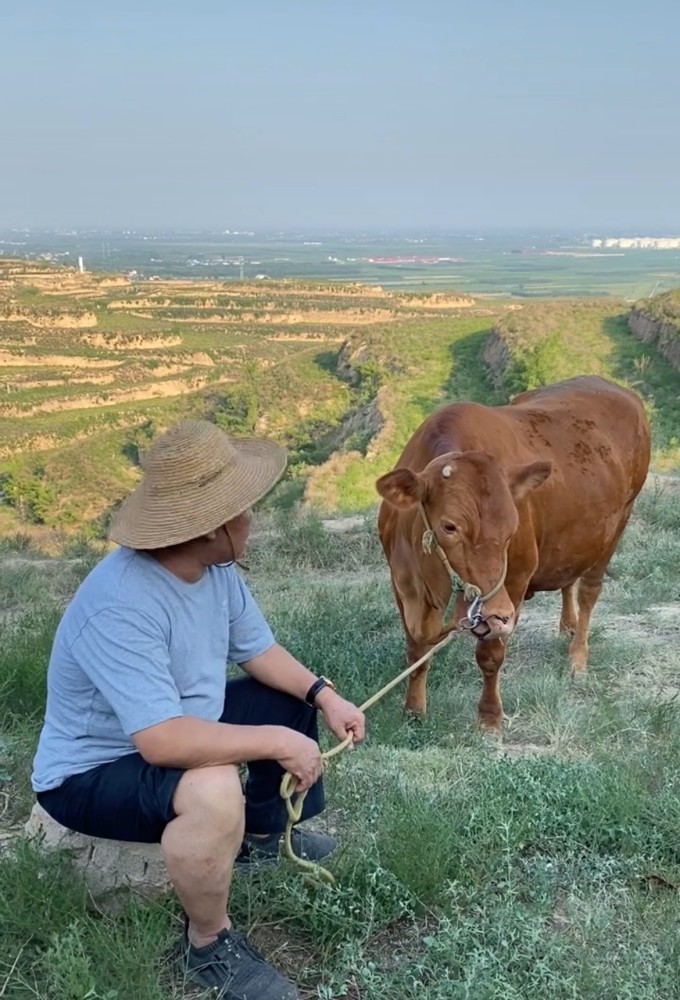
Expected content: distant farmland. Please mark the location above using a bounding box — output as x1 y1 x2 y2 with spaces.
4 229 680 299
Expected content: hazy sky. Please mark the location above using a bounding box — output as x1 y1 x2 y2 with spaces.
2 0 678 231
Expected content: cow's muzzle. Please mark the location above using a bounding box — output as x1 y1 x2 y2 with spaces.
465 614 512 640
460 596 512 640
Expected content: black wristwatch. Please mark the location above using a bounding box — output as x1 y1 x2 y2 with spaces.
305 676 336 707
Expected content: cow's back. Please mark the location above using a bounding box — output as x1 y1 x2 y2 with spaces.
378 376 651 590
508 375 650 497
390 375 648 495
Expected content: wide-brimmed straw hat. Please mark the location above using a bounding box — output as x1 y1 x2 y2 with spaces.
109 420 287 549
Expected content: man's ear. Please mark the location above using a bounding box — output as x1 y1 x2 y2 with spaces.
376 468 426 509
507 460 552 503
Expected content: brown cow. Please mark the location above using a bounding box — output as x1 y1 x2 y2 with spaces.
375 375 650 732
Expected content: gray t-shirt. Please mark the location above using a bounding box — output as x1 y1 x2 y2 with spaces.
31 547 275 792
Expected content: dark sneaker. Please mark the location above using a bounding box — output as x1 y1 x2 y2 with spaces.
182 925 298 999
235 827 337 873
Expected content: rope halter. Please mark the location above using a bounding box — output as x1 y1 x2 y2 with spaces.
418 502 508 630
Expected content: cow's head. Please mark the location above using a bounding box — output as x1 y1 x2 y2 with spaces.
376 451 551 639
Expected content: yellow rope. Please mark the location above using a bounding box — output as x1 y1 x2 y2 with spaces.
278 629 458 888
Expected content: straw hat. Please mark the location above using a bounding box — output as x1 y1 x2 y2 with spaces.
109 420 287 549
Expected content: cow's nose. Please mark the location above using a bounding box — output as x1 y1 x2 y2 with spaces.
471 612 514 640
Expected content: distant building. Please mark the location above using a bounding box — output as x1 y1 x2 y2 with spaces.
591 237 680 250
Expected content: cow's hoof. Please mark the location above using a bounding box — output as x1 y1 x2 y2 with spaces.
478 720 503 742
404 704 426 721
569 655 588 675
480 729 503 752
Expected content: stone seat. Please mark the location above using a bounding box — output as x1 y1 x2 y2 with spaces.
24 802 172 912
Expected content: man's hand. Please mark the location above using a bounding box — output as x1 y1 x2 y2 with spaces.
276 730 323 792
315 688 366 746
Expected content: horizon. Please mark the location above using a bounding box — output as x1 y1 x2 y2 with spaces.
4 225 680 239
2 0 679 232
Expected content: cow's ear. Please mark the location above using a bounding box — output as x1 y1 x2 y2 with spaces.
376 468 425 509
507 460 552 502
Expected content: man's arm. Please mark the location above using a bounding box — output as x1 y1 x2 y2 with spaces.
131 716 320 789
226 571 365 747
240 643 366 745
240 642 319 701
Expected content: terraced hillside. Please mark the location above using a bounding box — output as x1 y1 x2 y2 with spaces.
0 260 475 536
1 260 679 539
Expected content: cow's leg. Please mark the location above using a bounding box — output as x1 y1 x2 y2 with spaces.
389 579 434 718
404 635 434 718
559 583 579 635
475 637 507 732
568 504 635 673
473 575 531 732
568 572 603 673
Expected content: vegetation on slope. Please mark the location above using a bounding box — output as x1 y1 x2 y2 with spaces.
0 260 482 537
305 316 503 511
485 298 680 472
633 289 680 332
2 262 680 537
628 290 680 375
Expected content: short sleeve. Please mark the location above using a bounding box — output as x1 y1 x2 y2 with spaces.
70 607 183 736
225 568 276 664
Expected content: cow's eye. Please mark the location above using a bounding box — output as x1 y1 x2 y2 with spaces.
441 521 457 535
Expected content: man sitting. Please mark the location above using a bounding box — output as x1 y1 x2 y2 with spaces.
31 419 366 1000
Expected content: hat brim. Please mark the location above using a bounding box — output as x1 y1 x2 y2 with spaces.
108 437 287 549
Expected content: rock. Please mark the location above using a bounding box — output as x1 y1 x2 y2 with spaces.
482 329 512 387
24 802 172 911
628 308 680 373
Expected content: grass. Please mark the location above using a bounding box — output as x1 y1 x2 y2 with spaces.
304 295 680 512
2 483 680 998
0 262 371 531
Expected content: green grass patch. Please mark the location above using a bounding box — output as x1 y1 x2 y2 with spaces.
1 488 680 996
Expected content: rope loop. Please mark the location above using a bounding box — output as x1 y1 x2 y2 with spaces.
461 581 482 603
421 528 435 555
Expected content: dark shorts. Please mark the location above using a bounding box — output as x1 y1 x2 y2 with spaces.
37 675 323 844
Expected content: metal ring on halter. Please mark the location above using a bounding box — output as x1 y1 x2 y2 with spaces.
466 594 483 627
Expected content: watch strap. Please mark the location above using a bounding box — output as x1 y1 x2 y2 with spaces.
305 676 336 707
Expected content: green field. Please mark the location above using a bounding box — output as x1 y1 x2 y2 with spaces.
5 230 680 299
